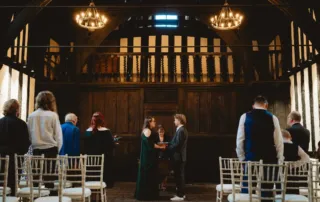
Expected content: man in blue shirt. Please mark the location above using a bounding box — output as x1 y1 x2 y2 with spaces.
60 113 80 156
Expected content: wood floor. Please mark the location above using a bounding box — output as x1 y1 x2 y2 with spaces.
105 182 224 202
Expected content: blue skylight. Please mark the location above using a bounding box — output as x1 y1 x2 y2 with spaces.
155 15 178 20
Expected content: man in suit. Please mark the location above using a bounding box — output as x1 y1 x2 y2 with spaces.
236 96 283 200
287 111 310 153
59 113 80 156
168 114 188 201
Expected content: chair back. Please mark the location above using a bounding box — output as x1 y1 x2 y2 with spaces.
86 155 104 184
310 160 320 201
0 156 9 202
14 154 39 194
229 160 262 202
28 156 65 202
253 163 288 202
285 161 310 195
62 155 87 200
218 157 239 186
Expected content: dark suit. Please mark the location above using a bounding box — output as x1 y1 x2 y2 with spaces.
169 125 188 197
287 123 310 152
0 115 30 195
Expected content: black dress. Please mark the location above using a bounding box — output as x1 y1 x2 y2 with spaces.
134 129 159 200
84 128 115 187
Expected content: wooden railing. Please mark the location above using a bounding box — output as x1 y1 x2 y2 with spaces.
43 52 246 83
79 52 243 83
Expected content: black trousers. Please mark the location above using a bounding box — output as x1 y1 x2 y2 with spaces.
173 161 186 197
33 147 58 189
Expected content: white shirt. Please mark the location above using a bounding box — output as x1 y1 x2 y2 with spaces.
176 125 184 132
236 108 284 162
283 139 310 163
28 109 63 152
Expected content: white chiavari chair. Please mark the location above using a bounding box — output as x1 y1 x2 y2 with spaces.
0 155 11 197
216 157 241 202
254 163 287 202
62 155 91 202
276 161 310 202
85 155 106 202
228 160 283 202
28 156 71 202
15 154 50 200
309 160 320 202
0 156 19 202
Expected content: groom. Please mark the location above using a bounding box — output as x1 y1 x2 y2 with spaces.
168 114 188 201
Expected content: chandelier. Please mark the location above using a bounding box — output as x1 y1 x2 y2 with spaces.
75 0 107 32
210 0 243 30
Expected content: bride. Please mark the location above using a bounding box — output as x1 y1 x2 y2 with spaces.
134 116 166 201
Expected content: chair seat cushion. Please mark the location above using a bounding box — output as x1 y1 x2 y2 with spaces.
19 181 27 187
227 193 259 202
275 194 308 202
17 187 50 197
0 197 19 202
63 188 91 198
216 184 241 193
35 196 72 202
0 186 11 195
85 181 106 189
299 187 308 196
54 180 72 188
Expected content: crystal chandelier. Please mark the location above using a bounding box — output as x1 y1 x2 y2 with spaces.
75 0 107 32
210 0 243 30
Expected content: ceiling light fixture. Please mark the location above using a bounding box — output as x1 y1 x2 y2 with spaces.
210 0 244 30
75 0 107 31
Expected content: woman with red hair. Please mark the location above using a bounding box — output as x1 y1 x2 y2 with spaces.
85 112 115 188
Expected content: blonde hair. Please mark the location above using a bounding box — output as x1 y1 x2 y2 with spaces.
35 91 57 112
282 129 292 140
2 99 19 116
174 114 187 125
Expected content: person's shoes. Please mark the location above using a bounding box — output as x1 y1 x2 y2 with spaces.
170 195 186 201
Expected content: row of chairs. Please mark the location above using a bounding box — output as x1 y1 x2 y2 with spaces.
216 157 320 202
0 154 107 202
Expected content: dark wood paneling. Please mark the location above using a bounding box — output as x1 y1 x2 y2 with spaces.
79 91 92 132
116 91 129 133
186 92 200 133
199 92 211 133
105 92 117 130
128 91 141 134
144 88 178 103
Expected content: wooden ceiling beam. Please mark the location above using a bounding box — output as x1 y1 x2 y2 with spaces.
1 0 52 52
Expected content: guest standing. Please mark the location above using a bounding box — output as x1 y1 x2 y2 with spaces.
236 96 283 201
156 125 170 191
59 113 80 156
84 112 115 188
0 99 30 195
286 111 310 153
168 114 188 201
281 129 309 194
28 91 63 157
135 117 166 201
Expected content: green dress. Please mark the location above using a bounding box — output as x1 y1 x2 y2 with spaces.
134 131 159 200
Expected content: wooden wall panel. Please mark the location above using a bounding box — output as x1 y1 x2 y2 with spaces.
92 92 105 115
105 92 117 130
79 91 92 132
186 92 199 133
116 91 129 133
199 92 211 133
128 91 140 134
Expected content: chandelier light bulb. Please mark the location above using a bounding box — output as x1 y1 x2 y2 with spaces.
210 0 244 30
